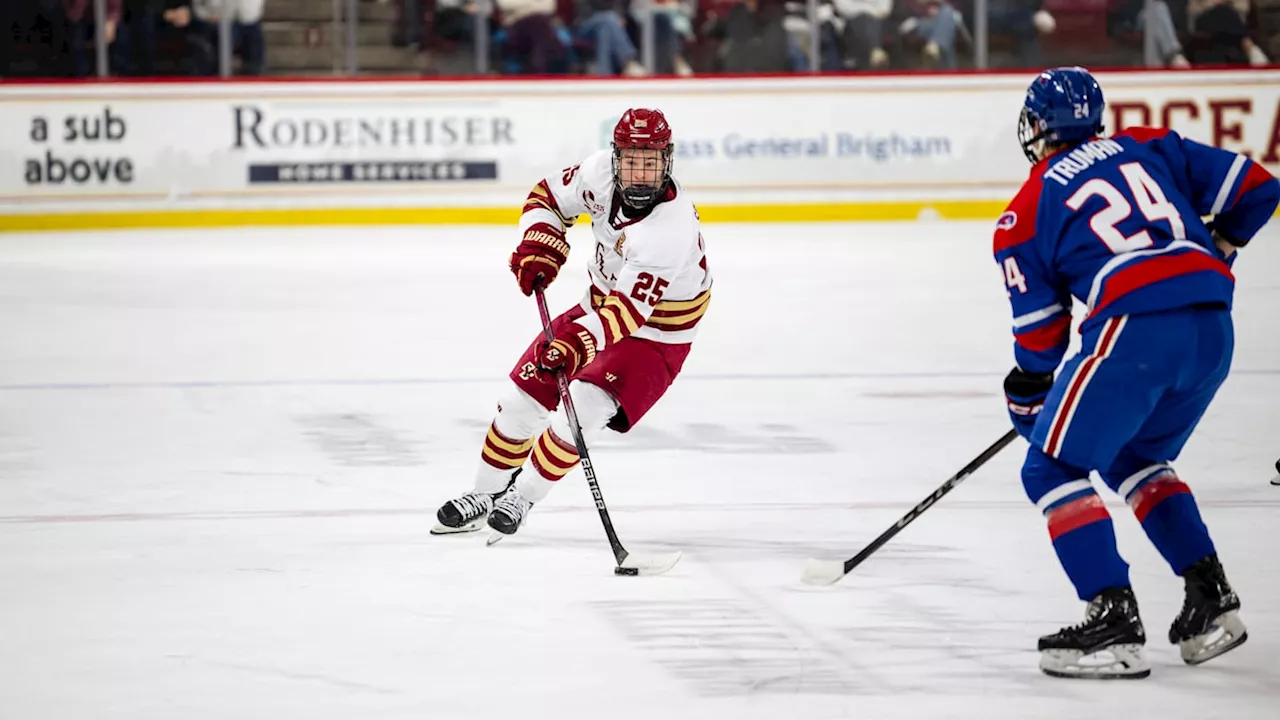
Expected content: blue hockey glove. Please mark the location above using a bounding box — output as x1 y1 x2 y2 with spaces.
1004 367 1054 441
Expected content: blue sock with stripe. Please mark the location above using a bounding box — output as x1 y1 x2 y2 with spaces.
1024 448 1130 600
1044 492 1130 600
1119 467 1215 575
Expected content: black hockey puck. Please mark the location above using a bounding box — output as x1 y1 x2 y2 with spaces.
614 566 639 576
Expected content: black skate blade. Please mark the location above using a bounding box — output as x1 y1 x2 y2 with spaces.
1041 666 1151 680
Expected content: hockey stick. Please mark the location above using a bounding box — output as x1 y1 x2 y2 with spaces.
801 428 1019 586
532 287 682 576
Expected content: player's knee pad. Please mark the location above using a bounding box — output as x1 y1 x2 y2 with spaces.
548 380 619 446
1099 450 1171 495
494 382 552 440
1021 445 1093 510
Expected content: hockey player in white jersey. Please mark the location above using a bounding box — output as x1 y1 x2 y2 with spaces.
432 108 713 538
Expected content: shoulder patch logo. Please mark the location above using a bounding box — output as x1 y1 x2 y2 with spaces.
996 211 1018 230
582 189 606 215
614 231 627 255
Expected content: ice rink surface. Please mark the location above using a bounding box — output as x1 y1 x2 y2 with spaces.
0 221 1276 719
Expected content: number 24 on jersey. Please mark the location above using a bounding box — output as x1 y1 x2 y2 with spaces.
1005 162 1186 295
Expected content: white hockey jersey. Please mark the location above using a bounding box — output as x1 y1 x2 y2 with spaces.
519 148 712 348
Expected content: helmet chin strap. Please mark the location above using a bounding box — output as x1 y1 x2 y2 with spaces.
620 183 663 208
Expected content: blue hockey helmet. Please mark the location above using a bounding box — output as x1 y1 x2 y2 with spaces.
1018 67 1105 163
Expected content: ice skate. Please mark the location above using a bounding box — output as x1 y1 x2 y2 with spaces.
485 484 535 545
1039 587 1151 679
1169 554 1248 665
430 470 519 535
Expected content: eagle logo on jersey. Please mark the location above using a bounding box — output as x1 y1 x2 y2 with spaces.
614 232 627 255
997 211 1018 230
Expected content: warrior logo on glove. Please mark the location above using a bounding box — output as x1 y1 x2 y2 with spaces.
511 223 570 296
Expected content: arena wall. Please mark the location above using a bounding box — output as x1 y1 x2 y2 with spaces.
1 69 1277 231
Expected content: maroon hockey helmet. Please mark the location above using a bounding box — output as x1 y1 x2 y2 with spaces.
612 108 673 150
611 108 674 208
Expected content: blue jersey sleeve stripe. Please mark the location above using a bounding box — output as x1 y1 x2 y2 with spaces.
1012 303 1067 329
1211 154 1249 215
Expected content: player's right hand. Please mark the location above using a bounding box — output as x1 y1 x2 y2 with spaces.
1004 366 1054 441
1211 231 1238 262
510 224 570 296
536 322 597 380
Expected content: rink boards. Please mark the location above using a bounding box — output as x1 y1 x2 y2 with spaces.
0 69 1277 231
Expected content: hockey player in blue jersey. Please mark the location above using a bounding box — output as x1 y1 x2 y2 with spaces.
994 66 1279 679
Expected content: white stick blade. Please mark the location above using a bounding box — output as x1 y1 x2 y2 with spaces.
800 559 847 586
618 551 682 576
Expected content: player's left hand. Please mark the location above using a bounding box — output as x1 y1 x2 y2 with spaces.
536 323 597 380
1004 366 1054 441
510 224 570 296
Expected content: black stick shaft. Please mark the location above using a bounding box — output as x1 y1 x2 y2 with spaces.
535 289 630 565
840 429 1019 575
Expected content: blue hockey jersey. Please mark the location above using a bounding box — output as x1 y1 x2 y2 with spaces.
993 127 1279 376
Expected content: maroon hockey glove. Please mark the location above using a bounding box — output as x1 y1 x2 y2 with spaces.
510 223 570 296
537 322 597 380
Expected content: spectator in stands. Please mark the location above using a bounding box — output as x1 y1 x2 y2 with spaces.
715 0 791 71
576 0 647 75
2 0 63 76
1109 0 1191 67
631 0 696 75
899 0 961 68
163 0 265 75
834 0 892 69
985 0 1055 68
392 0 426 49
1188 0 1269 64
783 0 842 70
392 0 477 67
113 0 164 75
497 0 568 73
434 0 477 46
64 0 123 76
